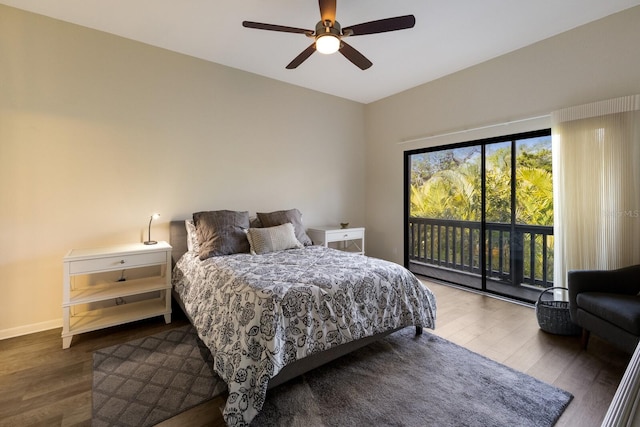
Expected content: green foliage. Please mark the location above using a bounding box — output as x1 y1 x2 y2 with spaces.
410 139 553 226
409 137 554 288
485 145 511 223
411 149 477 187
410 165 481 220
516 167 553 225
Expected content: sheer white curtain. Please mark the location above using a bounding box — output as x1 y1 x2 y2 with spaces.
552 95 640 289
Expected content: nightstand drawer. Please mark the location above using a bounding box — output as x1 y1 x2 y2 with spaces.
326 229 364 242
68 251 167 274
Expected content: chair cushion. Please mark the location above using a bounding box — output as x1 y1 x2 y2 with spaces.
577 292 640 335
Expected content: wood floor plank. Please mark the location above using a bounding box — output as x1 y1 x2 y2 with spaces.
0 281 631 427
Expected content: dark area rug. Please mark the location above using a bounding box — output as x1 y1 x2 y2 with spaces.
93 325 572 427
254 328 572 426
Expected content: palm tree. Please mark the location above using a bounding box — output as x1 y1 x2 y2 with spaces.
516 167 553 225
410 164 481 221
410 139 554 287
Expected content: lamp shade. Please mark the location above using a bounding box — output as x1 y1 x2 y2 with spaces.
316 34 340 54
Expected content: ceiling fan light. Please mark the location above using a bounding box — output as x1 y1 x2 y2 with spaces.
316 34 340 54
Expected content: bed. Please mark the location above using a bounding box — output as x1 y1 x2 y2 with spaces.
169 214 436 426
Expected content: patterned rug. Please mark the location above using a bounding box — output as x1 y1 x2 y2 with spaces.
92 325 226 427
92 325 573 426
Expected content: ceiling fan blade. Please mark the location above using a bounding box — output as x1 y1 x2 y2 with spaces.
242 21 312 35
319 0 337 23
343 15 415 36
339 41 372 70
286 44 317 69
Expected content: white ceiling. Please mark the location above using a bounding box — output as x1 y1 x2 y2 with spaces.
3 0 640 104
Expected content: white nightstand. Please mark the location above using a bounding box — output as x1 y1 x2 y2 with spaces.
62 241 172 349
307 226 365 255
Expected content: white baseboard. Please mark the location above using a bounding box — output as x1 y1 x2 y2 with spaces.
0 319 62 340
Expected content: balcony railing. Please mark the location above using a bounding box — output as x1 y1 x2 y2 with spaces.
408 217 554 289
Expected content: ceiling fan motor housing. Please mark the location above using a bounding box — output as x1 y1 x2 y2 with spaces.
315 20 341 37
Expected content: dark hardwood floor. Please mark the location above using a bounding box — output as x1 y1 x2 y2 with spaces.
0 281 631 426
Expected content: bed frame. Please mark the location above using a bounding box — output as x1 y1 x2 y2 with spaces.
169 220 422 389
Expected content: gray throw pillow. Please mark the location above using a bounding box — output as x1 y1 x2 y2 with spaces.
256 209 313 246
193 210 250 260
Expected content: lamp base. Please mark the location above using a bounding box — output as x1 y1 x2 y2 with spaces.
144 240 158 245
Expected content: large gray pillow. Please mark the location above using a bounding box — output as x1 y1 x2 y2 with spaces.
256 208 313 246
193 210 250 260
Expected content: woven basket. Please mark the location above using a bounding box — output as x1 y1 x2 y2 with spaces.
535 287 582 336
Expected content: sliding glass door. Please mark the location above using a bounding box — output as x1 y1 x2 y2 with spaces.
406 144 484 290
405 130 553 303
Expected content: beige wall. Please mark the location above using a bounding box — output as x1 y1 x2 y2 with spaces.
364 6 640 264
3 4 640 337
0 6 366 336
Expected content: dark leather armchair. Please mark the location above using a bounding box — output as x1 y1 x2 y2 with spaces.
568 264 640 354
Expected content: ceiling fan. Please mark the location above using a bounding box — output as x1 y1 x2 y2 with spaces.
242 0 415 70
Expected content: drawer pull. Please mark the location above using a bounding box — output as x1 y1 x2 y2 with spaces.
344 234 349 238
119 260 125 264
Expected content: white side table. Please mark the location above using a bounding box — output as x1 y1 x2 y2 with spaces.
307 226 365 255
62 241 172 349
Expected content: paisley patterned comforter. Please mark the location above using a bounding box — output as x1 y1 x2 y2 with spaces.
172 245 436 426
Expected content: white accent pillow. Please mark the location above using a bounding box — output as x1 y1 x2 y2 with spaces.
185 219 200 252
246 223 303 255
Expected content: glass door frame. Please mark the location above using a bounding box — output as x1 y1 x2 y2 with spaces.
403 129 552 303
